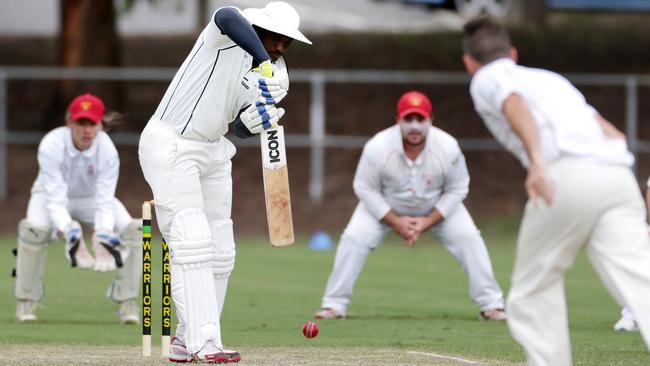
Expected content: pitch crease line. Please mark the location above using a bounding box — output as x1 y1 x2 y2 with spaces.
407 351 483 365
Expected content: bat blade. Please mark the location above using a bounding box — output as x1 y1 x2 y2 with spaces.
260 125 294 247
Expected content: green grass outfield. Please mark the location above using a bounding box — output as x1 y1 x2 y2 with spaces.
1 216 648 365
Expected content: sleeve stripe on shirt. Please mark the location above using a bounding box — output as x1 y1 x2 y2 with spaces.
181 44 239 135
160 41 205 121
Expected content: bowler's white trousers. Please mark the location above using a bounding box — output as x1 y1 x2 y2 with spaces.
16 191 140 302
506 158 650 366
321 202 505 315
139 118 236 352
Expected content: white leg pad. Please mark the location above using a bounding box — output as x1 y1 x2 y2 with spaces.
212 219 235 279
168 208 221 354
15 219 52 301
211 220 235 317
107 219 143 302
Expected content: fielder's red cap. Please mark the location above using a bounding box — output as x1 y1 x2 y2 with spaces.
397 91 432 118
68 93 105 123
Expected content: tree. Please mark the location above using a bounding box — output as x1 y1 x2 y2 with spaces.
46 0 122 130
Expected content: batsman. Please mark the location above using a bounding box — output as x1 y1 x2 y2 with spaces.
138 1 311 363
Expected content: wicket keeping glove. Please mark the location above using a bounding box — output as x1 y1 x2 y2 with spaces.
256 60 289 105
63 220 95 269
92 230 129 272
240 102 285 134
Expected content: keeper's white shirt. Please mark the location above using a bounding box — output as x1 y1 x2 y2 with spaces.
354 124 470 220
153 7 286 142
469 58 633 168
32 127 120 232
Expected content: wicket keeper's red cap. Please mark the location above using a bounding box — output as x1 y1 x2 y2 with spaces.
68 93 105 123
397 91 432 118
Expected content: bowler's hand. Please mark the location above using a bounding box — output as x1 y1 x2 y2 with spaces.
526 161 554 207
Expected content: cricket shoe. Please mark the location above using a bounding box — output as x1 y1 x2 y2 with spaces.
169 336 241 363
16 300 38 322
614 316 639 332
314 308 344 320
118 299 140 325
479 308 506 321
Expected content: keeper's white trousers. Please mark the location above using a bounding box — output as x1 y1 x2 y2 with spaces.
321 202 505 316
139 118 236 351
16 191 140 302
506 158 650 366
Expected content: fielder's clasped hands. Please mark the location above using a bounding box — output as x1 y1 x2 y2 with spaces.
93 230 129 272
241 102 285 134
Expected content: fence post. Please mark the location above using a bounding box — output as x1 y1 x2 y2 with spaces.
309 72 326 203
0 70 7 200
625 76 638 173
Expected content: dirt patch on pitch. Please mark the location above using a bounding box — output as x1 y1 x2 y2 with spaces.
3 344 521 365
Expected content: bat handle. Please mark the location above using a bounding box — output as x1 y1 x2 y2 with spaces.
255 60 274 78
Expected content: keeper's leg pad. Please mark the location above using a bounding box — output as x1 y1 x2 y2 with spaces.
211 219 236 317
119 219 143 247
168 208 221 354
15 219 52 301
107 219 144 302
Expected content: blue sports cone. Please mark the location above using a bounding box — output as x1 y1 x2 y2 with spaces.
308 230 334 251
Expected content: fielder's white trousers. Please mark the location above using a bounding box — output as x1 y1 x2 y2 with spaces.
506 157 650 366
139 118 236 351
16 191 140 302
321 202 505 315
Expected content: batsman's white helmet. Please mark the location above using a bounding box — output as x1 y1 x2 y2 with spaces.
243 1 312 45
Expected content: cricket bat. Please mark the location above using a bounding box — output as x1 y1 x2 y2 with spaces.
259 63 294 247
261 126 294 247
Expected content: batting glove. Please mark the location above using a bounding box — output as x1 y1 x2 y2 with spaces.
240 102 285 134
63 220 95 269
256 61 289 105
92 230 129 272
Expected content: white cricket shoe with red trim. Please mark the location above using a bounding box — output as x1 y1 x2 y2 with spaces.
169 336 241 363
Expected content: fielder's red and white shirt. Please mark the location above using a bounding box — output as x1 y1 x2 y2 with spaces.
354 124 470 220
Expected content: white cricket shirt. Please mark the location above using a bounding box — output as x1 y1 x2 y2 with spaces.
32 127 120 232
153 7 262 142
470 58 633 168
354 124 470 220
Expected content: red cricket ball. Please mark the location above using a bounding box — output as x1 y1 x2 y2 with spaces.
302 321 319 338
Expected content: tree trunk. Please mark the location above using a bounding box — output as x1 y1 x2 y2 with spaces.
47 0 122 130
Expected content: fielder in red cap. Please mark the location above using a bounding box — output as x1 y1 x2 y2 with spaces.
14 93 142 326
315 90 506 322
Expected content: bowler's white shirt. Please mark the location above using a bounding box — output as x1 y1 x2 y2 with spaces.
470 58 633 167
32 127 120 232
354 124 470 220
154 7 287 142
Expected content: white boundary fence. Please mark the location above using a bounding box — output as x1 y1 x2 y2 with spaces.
1 67 650 201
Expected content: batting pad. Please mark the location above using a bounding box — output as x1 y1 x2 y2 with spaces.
211 219 235 278
168 208 221 353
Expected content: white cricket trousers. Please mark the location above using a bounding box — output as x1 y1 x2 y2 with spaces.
506 157 650 366
139 118 236 352
15 191 140 302
321 202 505 315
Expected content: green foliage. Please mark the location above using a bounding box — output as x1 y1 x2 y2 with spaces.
0 222 648 364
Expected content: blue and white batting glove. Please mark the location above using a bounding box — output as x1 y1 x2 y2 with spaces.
255 61 289 105
257 77 288 105
240 102 286 134
92 230 126 272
